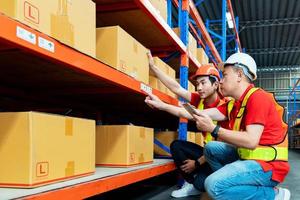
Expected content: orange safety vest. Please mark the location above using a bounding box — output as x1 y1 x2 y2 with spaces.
227 88 288 161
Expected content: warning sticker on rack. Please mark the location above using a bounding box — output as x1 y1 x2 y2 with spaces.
16 26 36 45
140 83 152 94
38 37 55 53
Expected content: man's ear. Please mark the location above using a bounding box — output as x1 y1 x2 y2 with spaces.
213 81 219 90
237 69 243 81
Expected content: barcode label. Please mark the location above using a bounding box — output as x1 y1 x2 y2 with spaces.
16 26 36 44
38 37 55 52
140 83 152 94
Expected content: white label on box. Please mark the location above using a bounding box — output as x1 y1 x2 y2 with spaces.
38 37 55 53
16 26 36 44
140 83 152 94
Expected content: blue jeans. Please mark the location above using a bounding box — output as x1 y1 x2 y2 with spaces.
203 141 279 200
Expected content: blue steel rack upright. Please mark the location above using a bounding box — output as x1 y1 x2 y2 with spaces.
178 0 190 140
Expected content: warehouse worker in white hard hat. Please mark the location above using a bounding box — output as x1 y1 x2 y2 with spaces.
146 52 228 198
188 52 290 200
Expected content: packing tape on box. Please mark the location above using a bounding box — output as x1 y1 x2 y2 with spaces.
65 161 75 176
133 41 138 53
140 128 146 139
129 152 135 163
51 0 74 46
119 59 127 73
65 118 73 136
138 153 145 163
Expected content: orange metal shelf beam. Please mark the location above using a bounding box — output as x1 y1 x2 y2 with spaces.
24 162 176 200
0 13 178 106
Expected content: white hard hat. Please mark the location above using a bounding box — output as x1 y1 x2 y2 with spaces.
224 52 257 81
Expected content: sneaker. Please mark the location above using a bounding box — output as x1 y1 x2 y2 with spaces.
275 187 291 200
171 181 201 198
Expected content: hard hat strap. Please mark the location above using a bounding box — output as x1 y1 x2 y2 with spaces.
233 62 254 81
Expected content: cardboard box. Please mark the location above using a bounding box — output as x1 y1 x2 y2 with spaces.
166 67 176 98
96 125 153 167
154 131 195 156
0 0 96 57
149 0 167 22
197 48 209 64
173 28 197 59
149 75 168 93
150 56 169 76
96 26 149 84
188 81 195 92
0 112 95 188
168 67 176 79
150 57 177 98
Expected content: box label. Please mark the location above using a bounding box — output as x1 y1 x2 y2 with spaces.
130 153 135 163
38 37 55 53
16 26 36 44
24 1 39 24
36 162 49 177
140 83 152 94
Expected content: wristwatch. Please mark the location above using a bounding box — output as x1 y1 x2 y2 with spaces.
211 125 220 139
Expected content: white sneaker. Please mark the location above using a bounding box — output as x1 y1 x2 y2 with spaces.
275 187 291 200
171 181 201 198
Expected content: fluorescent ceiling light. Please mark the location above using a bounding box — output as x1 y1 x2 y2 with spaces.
226 12 232 21
227 20 234 29
226 12 234 29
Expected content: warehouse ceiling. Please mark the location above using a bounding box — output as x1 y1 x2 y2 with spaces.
196 0 300 70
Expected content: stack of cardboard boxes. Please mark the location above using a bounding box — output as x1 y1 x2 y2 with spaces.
173 28 197 59
197 48 209 64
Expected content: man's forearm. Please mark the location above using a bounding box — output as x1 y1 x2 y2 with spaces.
153 67 182 94
217 127 261 149
162 103 194 120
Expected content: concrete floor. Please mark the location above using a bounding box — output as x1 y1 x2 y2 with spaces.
89 149 300 200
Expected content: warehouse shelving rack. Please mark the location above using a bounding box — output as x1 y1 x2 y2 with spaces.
0 0 241 199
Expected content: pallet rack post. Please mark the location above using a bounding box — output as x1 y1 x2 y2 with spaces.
178 0 189 140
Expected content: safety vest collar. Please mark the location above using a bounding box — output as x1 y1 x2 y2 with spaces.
236 84 255 104
197 95 220 110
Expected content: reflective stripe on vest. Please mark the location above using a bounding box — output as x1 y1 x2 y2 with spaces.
228 87 288 162
198 99 217 144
